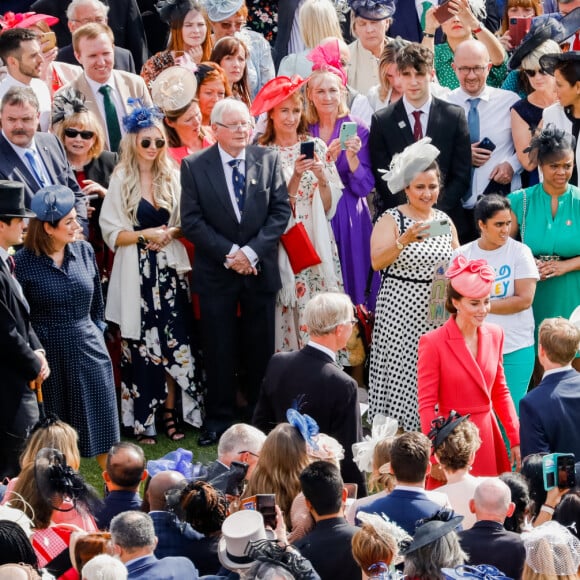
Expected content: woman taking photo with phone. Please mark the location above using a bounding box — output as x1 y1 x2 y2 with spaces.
252 76 343 351
368 139 459 431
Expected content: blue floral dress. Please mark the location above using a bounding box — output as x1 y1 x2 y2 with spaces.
120 199 204 434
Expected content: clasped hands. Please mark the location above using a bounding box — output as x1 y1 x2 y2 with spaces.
226 249 257 276
144 226 174 251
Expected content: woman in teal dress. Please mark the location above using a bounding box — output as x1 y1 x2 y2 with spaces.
508 125 580 371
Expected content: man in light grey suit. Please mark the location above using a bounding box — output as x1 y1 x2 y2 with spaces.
56 22 151 152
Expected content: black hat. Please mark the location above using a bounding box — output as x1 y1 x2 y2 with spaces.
400 510 464 555
540 50 580 74
428 410 470 450
508 17 559 71
348 0 395 20
0 181 36 218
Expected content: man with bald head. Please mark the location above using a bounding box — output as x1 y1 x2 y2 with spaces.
458 478 525 578
446 40 521 241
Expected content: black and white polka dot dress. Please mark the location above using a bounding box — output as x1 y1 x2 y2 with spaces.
368 208 454 431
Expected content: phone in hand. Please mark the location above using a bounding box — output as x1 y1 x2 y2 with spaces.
434 0 454 24
339 122 357 150
509 17 532 48
478 137 496 152
256 494 277 528
425 218 452 237
300 140 315 159
543 453 576 491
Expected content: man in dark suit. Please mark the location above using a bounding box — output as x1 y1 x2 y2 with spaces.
520 317 580 458
357 432 449 535
0 87 88 233
369 43 471 230
253 292 365 494
459 478 525 578
57 0 136 73
181 98 290 446
294 461 361 580
110 511 199 580
0 180 50 479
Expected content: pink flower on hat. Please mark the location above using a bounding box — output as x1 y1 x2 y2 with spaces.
445 255 495 299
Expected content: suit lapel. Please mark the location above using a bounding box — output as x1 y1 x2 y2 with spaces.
35 135 60 185
74 75 107 142
204 145 239 224
393 100 414 147
425 98 442 140
0 136 38 193
114 71 132 115
242 148 264 222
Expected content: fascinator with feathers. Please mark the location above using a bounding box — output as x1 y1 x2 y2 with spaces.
445 255 495 299
246 539 316 580
428 410 470 451
287 403 320 451
358 511 412 566
352 414 398 473
524 123 576 166
122 98 164 133
155 0 198 25
51 88 88 126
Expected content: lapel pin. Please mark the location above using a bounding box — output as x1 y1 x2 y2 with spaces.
250 178 257 185
398 121 406 129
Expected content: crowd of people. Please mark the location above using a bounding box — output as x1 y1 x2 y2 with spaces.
1 0 580 577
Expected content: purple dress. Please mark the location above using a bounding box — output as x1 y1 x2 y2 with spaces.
309 116 379 308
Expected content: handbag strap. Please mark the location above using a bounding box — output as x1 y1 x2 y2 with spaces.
379 209 408 284
521 190 527 243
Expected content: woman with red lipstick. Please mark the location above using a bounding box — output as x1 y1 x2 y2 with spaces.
418 255 521 477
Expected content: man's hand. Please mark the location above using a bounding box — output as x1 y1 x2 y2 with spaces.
34 350 50 382
226 250 257 275
489 162 514 185
471 143 493 167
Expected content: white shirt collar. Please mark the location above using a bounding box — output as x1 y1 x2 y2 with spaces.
218 144 246 164
455 85 491 104
85 72 116 96
543 365 574 378
2 129 37 156
402 94 433 117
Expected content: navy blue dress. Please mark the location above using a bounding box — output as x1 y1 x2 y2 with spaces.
15 241 120 457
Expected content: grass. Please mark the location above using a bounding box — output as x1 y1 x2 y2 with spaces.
80 425 218 496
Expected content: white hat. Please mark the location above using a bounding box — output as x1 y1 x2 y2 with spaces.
151 66 197 114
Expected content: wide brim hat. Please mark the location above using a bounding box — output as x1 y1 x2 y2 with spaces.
508 17 558 71
0 12 59 31
540 50 580 75
401 514 464 555
204 0 244 22
250 75 308 117
30 185 75 223
218 510 274 570
151 66 197 114
0 181 35 218
445 255 495 299
348 0 395 20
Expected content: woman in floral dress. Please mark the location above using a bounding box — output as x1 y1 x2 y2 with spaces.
252 76 344 351
100 101 204 443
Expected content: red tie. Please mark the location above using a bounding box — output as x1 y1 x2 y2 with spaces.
574 32 580 51
412 110 423 141
7 255 15 276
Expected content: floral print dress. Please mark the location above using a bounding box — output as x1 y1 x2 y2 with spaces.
274 138 344 352
245 0 278 44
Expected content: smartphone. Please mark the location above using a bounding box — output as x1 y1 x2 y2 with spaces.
224 461 249 496
425 218 451 237
256 494 277 529
434 0 454 24
344 483 358 500
543 453 575 491
300 140 315 160
509 17 532 48
478 137 496 152
339 122 357 150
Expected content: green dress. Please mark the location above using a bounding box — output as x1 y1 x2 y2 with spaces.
508 183 580 337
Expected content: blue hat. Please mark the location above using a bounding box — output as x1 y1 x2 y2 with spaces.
204 0 243 22
31 185 75 222
349 0 395 20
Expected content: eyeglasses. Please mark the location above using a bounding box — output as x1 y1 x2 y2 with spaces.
140 138 166 149
64 128 95 140
523 68 548 78
237 450 259 458
455 66 488 75
215 121 253 132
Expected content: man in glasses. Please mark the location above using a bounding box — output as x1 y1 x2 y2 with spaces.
447 40 521 241
181 98 290 447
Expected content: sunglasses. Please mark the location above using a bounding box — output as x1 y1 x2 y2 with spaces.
140 138 166 149
64 128 95 140
523 69 547 77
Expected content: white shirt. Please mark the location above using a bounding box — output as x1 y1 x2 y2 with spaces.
0 74 51 132
544 365 574 378
2 130 51 186
446 86 522 208
402 95 433 138
84 73 125 143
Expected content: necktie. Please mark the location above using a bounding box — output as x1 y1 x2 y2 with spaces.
24 150 47 187
98 85 122 152
228 159 245 213
7 255 15 276
412 110 423 141
467 98 481 144
574 32 580 51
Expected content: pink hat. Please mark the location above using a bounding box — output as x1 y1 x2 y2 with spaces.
445 255 495 299
0 11 59 31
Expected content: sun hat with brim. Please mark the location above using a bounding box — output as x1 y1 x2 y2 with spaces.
348 0 395 20
507 18 558 71
0 12 59 30
250 75 308 117
540 51 580 74
204 0 244 22
0 181 36 218
30 185 75 223
400 512 464 555
218 510 275 570
151 66 197 114
446 255 495 299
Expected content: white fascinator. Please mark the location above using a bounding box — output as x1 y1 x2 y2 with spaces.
352 414 398 473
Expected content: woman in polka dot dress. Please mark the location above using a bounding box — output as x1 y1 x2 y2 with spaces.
368 139 459 431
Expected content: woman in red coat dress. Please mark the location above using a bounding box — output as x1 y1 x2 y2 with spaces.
418 256 521 477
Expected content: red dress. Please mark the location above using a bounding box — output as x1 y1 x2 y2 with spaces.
418 316 520 476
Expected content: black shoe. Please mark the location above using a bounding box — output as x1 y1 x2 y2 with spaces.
198 429 219 447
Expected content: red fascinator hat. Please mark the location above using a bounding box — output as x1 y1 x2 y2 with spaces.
308 38 348 86
0 12 59 31
445 255 495 299
250 75 309 117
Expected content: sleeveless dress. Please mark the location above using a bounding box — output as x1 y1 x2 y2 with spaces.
369 208 454 431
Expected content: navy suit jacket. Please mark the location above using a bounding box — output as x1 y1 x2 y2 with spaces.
0 132 88 232
357 488 444 535
459 520 525 579
57 44 136 73
520 369 580 458
253 344 365 495
96 491 142 530
126 554 198 580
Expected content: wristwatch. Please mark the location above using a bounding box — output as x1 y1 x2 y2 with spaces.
396 238 405 251
137 234 146 245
